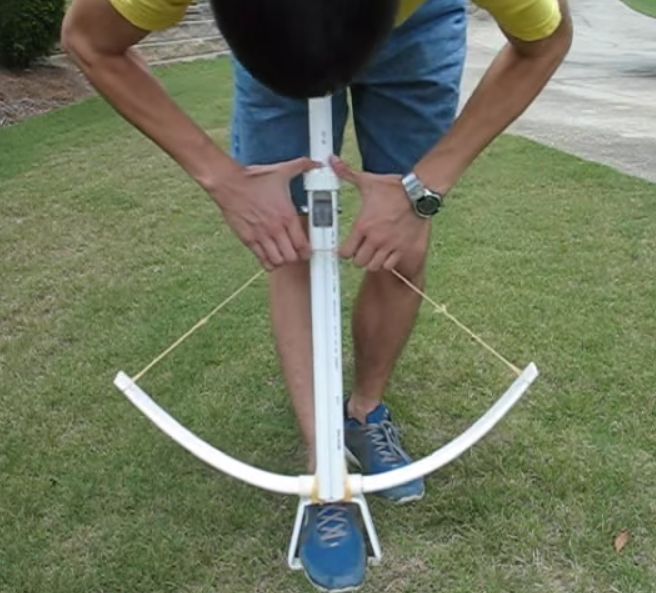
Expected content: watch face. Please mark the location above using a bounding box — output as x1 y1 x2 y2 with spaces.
416 195 440 217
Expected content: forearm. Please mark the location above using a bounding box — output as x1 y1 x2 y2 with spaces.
64 42 237 194
416 24 572 194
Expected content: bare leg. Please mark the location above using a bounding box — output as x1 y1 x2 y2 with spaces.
268 256 315 471
269 223 430 465
347 227 431 422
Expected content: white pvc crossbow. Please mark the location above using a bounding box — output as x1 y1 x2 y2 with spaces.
114 96 539 568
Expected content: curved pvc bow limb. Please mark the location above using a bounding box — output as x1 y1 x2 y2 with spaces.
114 372 312 496
351 362 538 495
115 362 538 499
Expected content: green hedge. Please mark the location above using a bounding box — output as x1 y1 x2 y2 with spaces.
0 0 65 69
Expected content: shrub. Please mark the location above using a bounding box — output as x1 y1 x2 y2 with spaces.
0 0 66 69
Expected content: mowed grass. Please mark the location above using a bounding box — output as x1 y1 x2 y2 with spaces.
620 0 656 18
1 58 655 593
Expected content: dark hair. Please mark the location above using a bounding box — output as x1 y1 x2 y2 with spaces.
210 0 400 98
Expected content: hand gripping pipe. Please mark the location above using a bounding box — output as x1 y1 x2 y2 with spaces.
113 96 539 565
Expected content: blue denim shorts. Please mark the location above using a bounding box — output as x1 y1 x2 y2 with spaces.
231 0 467 213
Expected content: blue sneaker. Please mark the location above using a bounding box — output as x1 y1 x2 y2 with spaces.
344 402 425 504
299 503 366 592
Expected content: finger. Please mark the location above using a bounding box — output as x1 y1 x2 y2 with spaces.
280 157 322 178
353 240 376 269
275 229 299 264
286 216 311 260
329 155 359 186
259 237 285 267
366 249 392 273
251 243 274 272
383 251 402 272
339 227 364 259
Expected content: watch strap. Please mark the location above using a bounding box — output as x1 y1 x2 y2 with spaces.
401 172 443 217
401 172 425 204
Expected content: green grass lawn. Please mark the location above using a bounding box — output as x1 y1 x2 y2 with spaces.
619 0 656 18
1 58 655 593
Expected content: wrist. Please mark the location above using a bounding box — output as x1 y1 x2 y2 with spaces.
194 149 243 206
413 162 455 197
414 137 469 196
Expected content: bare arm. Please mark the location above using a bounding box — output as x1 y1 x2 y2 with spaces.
333 0 573 272
415 0 573 194
61 0 238 191
61 0 314 270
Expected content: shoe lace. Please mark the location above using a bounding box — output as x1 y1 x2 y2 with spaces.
316 505 350 545
363 420 406 465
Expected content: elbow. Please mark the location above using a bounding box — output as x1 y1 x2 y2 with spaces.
538 19 573 70
60 15 96 69
513 14 573 67
545 0 574 65
558 18 574 60
551 7 574 63
60 14 78 58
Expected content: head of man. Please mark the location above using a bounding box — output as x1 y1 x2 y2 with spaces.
209 0 400 99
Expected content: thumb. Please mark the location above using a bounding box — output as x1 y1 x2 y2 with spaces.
280 157 321 178
329 155 360 186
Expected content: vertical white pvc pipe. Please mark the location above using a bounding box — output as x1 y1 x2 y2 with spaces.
308 98 332 164
306 97 345 502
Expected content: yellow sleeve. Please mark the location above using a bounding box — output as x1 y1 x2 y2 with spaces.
396 0 426 25
473 0 562 41
108 0 193 31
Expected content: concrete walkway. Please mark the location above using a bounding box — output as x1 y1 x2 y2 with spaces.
463 0 656 183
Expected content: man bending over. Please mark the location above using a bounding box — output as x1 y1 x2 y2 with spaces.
62 0 572 590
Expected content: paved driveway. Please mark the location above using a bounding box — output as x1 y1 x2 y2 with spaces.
463 0 656 182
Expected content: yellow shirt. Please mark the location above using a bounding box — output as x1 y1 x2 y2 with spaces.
110 0 561 42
